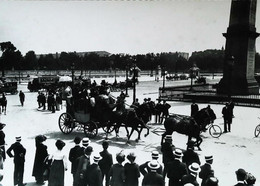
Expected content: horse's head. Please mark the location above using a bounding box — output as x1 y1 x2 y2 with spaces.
194 106 216 126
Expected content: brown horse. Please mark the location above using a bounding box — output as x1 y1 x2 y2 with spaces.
162 107 216 150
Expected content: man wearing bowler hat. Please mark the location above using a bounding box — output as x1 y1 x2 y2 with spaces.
181 162 201 186
167 149 188 186
75 146 93 186
142 160 165 186
7 136 26 186
199 155 214 186
234 168 247 186
69 136 84 186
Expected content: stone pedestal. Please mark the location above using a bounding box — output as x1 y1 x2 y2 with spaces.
217 0 259 95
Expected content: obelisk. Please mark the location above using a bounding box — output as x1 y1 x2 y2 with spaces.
217 0 260 95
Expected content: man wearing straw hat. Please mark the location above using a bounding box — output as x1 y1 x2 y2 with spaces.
181 162 201 186
199 155 214 186
139 150 163 176
142 160 165 186
86 153 103 186
167 149 188 186
161 134 174 178
7 136 26 186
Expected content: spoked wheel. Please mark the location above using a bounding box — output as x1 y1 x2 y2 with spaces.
84 121 98 138
58 113 74 134
254 124 260 137
209 124 222 138
102 122 115 133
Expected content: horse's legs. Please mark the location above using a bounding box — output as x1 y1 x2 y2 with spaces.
196 136 203 151
127 128 135 142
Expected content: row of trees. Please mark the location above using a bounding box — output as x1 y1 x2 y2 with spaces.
1 41 260 76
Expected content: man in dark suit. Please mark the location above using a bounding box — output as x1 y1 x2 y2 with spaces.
166 149 188 186
142 160 165 186
161 135 175 178
234 168 247 186
75 146 93 186
87 154 103 186
191 100 199 117
99 140 113 186
199 155 214 186
0 123 6 161
69 136 84 186
181 162 200 186
139 150 163 176
222 102 233 133
7 136 26 186
19 91 25 106
182 140 201 168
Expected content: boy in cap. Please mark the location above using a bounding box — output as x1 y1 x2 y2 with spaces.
99 140 113 186
234 168 247 186
86 154 103 186
199 155 214 186
181 162 201 186
139 150 163 176
142 160 165 186
167 149 188 186
7 136 26 186
69 136 83 186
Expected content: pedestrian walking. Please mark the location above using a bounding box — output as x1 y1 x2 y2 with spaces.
86 154 103 186
56 93 62 111
234 168 247 186
166 149 188 186
124 152 140 186
0 123 6 162
48 139 68 186
191 100 199 117
19 91 25 106
1 93 7 115
155 99 162 123
6 136 26 186
99 140 113 186
69 136 84 186
161 135 175 178
75 146 93 186
199 155 214 186
181 162 201 186
139 150 163 176
108 151 126 186
182 140 201 168
142 160 165 186
222 102 233 133
32 135 48 185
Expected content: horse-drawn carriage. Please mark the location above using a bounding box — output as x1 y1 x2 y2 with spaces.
58 86 150 141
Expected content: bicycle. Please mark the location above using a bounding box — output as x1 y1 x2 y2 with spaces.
203 122 222 138
254 123 260 137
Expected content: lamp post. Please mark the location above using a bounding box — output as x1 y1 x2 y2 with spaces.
161 67 166 93
227 56 235 99
125 64 129 97
132 63 137 103
71 62 75 88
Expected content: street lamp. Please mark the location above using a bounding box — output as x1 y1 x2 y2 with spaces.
227 56 235 99
161 67 167 93
71 62 75 88
125 64 129 97
132 63 137 103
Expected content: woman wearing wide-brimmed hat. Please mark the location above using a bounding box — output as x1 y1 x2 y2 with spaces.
48 139 67 186
32 135 48 184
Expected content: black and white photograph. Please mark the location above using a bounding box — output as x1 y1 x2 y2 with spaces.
0 0 260 186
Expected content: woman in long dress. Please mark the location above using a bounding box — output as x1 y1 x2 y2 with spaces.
32 135 48 184
48 139 67 186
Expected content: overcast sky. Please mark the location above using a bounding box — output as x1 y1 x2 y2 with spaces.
1 0 260 56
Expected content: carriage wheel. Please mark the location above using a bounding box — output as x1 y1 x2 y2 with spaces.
209 124 222 138
84 121 98 138
254 124 260 137
58 113 74 134
102 122 115 133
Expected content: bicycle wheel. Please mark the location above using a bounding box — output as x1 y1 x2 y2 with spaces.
209 124 222 138
254 124 260 137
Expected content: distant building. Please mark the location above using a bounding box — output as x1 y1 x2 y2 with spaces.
178 52 189 60
35 51 111 59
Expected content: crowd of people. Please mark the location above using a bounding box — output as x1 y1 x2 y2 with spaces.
0 124 257 186
37 91 63 113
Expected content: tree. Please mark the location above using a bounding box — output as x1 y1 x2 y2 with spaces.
23 51 38 70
